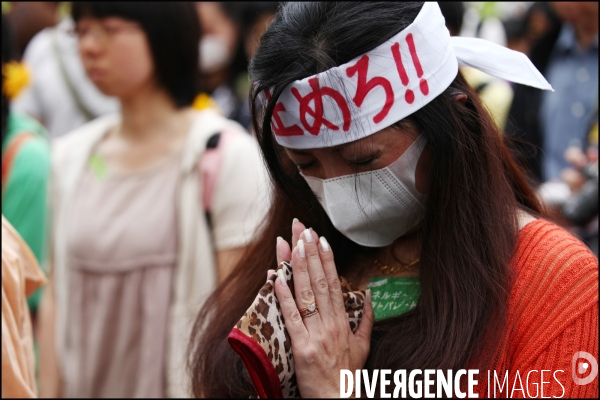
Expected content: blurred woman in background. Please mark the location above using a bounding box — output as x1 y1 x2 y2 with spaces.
39 3 270 397
196 2 280 131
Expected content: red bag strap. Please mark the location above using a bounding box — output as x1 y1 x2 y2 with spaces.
2 132 35 193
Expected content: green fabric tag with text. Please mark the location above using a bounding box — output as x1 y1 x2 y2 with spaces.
367 276 421 321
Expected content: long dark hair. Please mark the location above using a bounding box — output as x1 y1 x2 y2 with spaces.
189 2 544 397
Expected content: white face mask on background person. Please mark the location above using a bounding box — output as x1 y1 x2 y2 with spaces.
300 135 427 247
199 35 233 74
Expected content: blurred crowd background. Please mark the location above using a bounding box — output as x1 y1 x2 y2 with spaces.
1 1 598 398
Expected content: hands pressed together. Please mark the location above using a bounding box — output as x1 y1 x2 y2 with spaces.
267 219 374 398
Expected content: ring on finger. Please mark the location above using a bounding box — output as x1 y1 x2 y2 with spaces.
299 303 319 318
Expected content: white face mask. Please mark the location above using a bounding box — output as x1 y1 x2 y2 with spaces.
199 35 232 74
301 135 427 247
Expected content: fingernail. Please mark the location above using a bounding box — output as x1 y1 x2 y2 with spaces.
319 236 330 252
277 269 287 286
292 218 299 225
303 229 313 243
277 236 283 244
297 239 305 258
366 289 372 304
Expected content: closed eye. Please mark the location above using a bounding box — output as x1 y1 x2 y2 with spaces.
296 161 316 171
348 150 381 167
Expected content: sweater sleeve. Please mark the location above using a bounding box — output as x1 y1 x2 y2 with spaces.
495 220 599 398
513 303 598 398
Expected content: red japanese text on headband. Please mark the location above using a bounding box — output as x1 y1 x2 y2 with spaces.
268 2 553 150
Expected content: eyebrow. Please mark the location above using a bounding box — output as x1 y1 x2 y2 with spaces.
286 143 349 155
286 149 309 156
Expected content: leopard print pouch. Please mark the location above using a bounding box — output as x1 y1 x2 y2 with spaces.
228 261 366 398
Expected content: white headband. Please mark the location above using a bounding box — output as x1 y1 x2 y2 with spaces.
269 2 553 149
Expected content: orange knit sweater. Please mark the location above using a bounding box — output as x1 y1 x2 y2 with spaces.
475 219 598 398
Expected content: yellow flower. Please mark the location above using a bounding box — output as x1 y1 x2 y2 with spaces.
2 61 31 100
192 92 221 113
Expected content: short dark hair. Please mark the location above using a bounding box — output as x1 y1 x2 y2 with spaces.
219 2 280 34
72 2 200 108
2 15 16 63
503 16 528 41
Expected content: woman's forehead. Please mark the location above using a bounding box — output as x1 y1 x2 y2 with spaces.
282 123 417 154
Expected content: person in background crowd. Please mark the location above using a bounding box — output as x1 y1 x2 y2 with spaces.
4 2 59 60
506 2 598 184
2 216 47 398
438 1 464 37
504 12 530 54
196 2 247 127
525 3 562 52
504 3 561 56
506 2 598 254
190 2 597 398
560 106 598 256
219 1 280 131
439 2 513 131
11 8 119 139
195 2 279 131
233 2 280 61
38 2 270 398
2 14 51 375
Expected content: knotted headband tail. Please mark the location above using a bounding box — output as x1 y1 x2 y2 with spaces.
269 2 553 150
451 36 553 91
